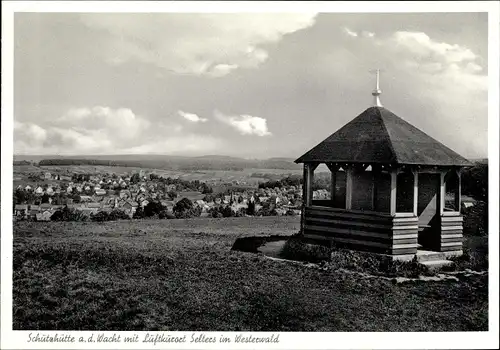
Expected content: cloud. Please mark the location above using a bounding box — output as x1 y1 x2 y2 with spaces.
464 62 483 73
14 121 47 143
14 106 221 155
80 13 317 77
214 110 272 137
57 107 150 142
208 63 240 77
343 27 358 37
383 31 487 91
14 121 114 155
178 110 208 123
343 28 375 39
322 28 487 159
366 30 487 157
392 31 477 64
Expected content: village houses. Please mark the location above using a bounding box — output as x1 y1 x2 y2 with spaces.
14 167 305 222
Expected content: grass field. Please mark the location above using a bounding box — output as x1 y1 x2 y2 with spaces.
13 217 488 331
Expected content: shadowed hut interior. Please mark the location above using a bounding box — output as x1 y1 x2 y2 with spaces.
295 70 472 258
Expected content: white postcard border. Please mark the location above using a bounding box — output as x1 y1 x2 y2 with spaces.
2 1 499 349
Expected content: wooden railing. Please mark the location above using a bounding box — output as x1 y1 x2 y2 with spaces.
440 212 463 253
303 205 418 255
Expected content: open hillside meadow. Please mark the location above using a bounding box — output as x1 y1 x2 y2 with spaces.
13 216 487 331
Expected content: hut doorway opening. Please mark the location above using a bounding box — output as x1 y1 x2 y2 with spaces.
417 173 441 251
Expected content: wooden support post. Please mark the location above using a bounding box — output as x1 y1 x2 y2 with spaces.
439 171 446 215
326 163 338 204
372 165 380 211
345 165 353 210
307 165 313 206
331 170 336 203
413 170 418 217
390 169 397 216
300 164 308 234
370 165 377 211
303 163 316 207
455 168 462 213
302 164 308 205
370 178 375 211
309 164 318 204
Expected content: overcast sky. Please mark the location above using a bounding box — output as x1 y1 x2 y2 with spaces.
14 12 488 159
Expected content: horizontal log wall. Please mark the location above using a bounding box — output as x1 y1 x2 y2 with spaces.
439 213 464 252
303 206 418 255
392 216 419 255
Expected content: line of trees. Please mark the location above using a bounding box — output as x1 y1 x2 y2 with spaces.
39 159 144 167
155 176 213 193
36 157 302 171
461 162 488 202
258 175 302 189
47 198 203 222
257 173 331 191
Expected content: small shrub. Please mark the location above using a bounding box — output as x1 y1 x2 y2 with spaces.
51 207 89 222
91 211 109 222
209 205 239 218
246 201 256 215
210 211 223 218
446 243 488 272
462 201 487 237
157 210 176 220
173 198 193 213
144 201 166 218
174 206 201 219
133 206 146 219
70 210 89 222
234 207 247 217
89 209 130 222
108 209 129 221
172 198 201 218
256 207 278 217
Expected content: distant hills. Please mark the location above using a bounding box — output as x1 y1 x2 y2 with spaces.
14 154 302 171
13 154 486 171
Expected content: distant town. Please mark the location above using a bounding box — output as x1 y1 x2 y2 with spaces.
13 164 335 222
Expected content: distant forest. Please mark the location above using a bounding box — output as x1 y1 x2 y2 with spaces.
36 157 301 171
13 160 32 166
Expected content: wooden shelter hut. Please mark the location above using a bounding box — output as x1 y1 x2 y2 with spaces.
295 71 472 259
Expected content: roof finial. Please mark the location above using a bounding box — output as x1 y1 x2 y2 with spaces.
370 69 383 107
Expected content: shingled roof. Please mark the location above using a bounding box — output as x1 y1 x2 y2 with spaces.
295 106 472 166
